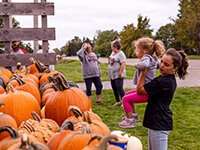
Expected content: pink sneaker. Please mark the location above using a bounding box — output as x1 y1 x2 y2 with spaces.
118 117 136 128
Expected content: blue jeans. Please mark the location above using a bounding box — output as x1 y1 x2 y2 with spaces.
148 129 170 150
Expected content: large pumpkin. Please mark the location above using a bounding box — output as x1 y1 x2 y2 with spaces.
0 102 18 141
0 85 41 126
45 73 91 125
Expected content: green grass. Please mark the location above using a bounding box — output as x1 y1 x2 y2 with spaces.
55 59 135 83
90 87 200 150
188 55 200 60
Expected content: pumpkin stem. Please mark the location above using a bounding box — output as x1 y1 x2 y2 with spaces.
0 126 19 139
87 135 102 145
60 120 74 131
0 76 6 89
19 134 30 149
68 106 83 118
31 111 41 122
81 122 92 134
49 73 70 91
29 57 50 73
100 134 119 150
83 111 92 124
0 101 4 107
5 84 15 94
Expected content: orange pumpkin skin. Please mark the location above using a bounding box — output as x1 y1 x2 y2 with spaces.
0 113 18 140
47 130 72 150
0 68 13 79
58 132 99 150
0 88 41 126
45 87 91 126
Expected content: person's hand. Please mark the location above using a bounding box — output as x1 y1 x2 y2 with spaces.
118 73 122 78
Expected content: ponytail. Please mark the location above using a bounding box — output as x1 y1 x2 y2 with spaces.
165 48 189 79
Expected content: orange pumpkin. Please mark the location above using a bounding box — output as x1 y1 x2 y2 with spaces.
0 102 18 141
0 68 12 79
0 126 37 150
0 85 41 126
58 122 99 150
47 121 74 150
45 73 91 126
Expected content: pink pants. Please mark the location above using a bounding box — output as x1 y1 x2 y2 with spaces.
122 90 148 113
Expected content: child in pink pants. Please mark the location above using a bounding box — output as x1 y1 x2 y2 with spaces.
118 37 165 128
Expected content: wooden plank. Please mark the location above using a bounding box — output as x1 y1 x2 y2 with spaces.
0 53 56 66
0 28 55 41
0 2 54 15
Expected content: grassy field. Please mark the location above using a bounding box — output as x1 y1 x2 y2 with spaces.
55 59 200 150
55 59 136 83
91 87 200 150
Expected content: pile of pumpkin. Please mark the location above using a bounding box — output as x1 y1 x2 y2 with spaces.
0 58 142 150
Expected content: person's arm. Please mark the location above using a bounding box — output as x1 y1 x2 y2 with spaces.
119 62 125 78
137 69 148 95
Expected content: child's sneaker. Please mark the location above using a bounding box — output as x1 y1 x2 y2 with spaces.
118 117 136 128
122 114 138 123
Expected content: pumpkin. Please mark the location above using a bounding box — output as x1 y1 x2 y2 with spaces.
7 134 49 150
127 136 143 150
47 121 74 150
0 68 12 79
9 76 41 105
58 122 99 150
0 102 18 140
45 73 91 126
0 126 37 150
0 85 41 126
82 134 123 150
72 108 110 136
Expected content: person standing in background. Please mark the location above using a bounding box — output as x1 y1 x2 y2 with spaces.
77 42 103 104
108 39 126 106
10 41 26 72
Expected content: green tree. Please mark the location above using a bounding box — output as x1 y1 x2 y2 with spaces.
94 30 119 57
66 36 82 56
175 0 200 55
120 15 153 58
155 23 181 49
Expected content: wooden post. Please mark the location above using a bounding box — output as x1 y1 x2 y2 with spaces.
33 0 39 53
41 0 48 53
2 0 12 53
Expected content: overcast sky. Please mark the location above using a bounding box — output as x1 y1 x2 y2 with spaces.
12 0 179 50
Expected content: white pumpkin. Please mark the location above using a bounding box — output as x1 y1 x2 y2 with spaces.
127 136 143 150
110 130 129 139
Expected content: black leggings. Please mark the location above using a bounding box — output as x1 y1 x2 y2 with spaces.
111 78 125 102
84 77 103 96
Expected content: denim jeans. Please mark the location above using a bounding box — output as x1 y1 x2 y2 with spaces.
148 129 170 150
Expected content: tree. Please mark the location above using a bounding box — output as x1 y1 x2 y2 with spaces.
94 30 119 57
66 36 82 56
155 23 181 49
120 15 153 58
175 0 200 55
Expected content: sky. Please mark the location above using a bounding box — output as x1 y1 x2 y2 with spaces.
12 0 179 50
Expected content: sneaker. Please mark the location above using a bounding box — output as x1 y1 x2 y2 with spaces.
122 114 138 123
118 117 136 128
113 102 121 107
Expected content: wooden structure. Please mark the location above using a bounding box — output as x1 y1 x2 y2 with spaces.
0 0 56 66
